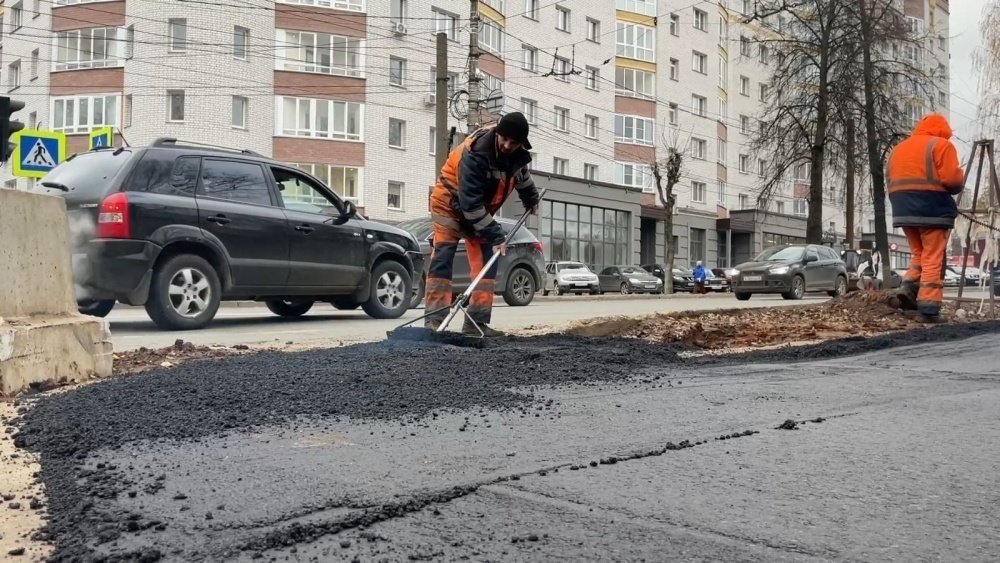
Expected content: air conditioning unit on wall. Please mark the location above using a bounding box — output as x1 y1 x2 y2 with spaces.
392 22 407 36
423 93 436 106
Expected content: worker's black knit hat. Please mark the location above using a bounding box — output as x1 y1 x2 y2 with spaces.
495 112 532 150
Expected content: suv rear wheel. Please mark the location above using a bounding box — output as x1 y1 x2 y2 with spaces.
362 261 412 319
503 267 535 306
145 254 221 330
265 300 314 317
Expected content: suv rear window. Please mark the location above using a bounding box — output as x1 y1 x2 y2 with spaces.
41 149 135 202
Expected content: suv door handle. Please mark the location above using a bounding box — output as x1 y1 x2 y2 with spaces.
294 224 315 234
206 215 231 225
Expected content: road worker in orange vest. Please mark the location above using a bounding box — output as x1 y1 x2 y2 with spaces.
886 113 965 322
425 112 540 336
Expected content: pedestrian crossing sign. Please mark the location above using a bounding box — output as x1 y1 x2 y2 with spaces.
11 129 67 179
90 127 114 149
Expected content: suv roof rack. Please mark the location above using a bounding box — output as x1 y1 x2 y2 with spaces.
151 137 264 157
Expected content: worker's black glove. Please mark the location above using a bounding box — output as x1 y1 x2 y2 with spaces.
481 220 505 247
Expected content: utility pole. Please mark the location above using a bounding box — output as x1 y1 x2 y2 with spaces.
845 118 856 247
435 32 449 175
466 0 481 133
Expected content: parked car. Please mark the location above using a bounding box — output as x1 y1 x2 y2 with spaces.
42 138 424 330
397 217 545 308
641 263 695 293
597 265 663 294
730 244 848 300
710 268 732 292
943 268 963 287
543 261 600 295
946 265 982 286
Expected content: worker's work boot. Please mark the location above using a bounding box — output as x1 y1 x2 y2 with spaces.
895 282 918 311
914 313 941 324
462 318 505 337
424 317 444 331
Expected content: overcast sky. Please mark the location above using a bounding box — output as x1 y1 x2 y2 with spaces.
949 2 985 157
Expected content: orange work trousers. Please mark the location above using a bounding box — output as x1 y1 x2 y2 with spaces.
901 226 949 316
425 219 498 325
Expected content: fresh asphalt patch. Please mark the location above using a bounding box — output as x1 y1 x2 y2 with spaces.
10 320 1000 561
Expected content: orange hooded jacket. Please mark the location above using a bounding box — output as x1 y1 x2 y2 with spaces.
886 113 965 228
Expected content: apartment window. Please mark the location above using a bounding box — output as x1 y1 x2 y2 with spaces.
740 75 750 96
522 45 538 72
614 115 654 146
122 96 131 128
669 14 679 36
55 28 127 71
391 0 406 23
126 25 135 59
793 198 807 216
759 82 769 102
168 19 187 52
429 67 459 97
693 8 707 31
11 3 22 31
717 180 727 203
719 57 728 88
668 103 678 125
389 56 406 86
669 58 679 80
584 163 598 181
758 44 769 64
615 162 654 192
28 111 36 129
277 31 363 78
757 158 767 178
717 138 727 163
586 18 600 42
616 22 655 62
276 0 364 12
692 95 707 117
233 26 249 60
554 107 569 132
30 49 38 79
7 61 21 90
692 51 707 74
521 98 537 124
553 157 568 175
433 8 459 41
742 0 752 15
585 67 599 90
740 114 750 134
718 98 728 120
691 138 707 160
556 6 570 32
939 90 947 107
479 19 503 55
166 90 185 122
738 154 752 174
692 181 707 203
584 115 599 139
387 182 404 210
739 193 750 209
615 67 654 98
740 35 751 57
776 201 786 214
388 118 406 148
554 57 570 82
278 97 364 141
231 96 248 129
291 163 361 202
523 0 539 19
52 94 119 133
616 0 656 16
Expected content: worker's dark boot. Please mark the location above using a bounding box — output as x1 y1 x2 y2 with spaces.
463 318 504 337
895 282 918 311
914 314 941 324
424 317 444 331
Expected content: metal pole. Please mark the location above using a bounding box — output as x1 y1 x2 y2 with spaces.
435 33 449 176
466 0 481 133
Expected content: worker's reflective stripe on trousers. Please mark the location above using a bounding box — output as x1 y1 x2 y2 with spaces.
888 138 943 193
891 216 955 226
431 214 462 230
919 281 945 289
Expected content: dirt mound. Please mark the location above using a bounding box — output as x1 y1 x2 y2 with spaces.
565 291 995 350
113 340 248 375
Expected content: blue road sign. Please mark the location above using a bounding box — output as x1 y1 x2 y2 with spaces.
12 129 66 178
90 127 114 149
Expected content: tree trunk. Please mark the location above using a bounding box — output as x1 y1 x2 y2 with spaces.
858 0 892 286
846 118 856 247
807 24 833 244
664 192 675 294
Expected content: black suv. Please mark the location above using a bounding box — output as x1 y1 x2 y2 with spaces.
44 138 423 330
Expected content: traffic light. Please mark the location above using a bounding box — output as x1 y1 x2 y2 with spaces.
1 96 26 164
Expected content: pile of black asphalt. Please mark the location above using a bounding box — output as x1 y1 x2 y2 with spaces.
10 320 1000 561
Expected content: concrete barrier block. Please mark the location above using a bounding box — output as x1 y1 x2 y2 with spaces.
1 190 113 396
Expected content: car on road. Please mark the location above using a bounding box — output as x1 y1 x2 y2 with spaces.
396 217 545 308
946 265 982 286
641 263 695 293
543 261 600 295
596 265 663 294
710 268 732 292
730 244 848 300
42 138 424 330
943 268 963 287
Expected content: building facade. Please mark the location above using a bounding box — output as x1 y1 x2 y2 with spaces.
0 0 950 272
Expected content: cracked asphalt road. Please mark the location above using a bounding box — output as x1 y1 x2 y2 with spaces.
10 324 1000 562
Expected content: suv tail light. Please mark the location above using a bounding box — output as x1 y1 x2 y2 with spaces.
532 242 543 253
97 192 131 239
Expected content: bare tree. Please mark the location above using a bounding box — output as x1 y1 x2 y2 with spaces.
651 146 683 294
